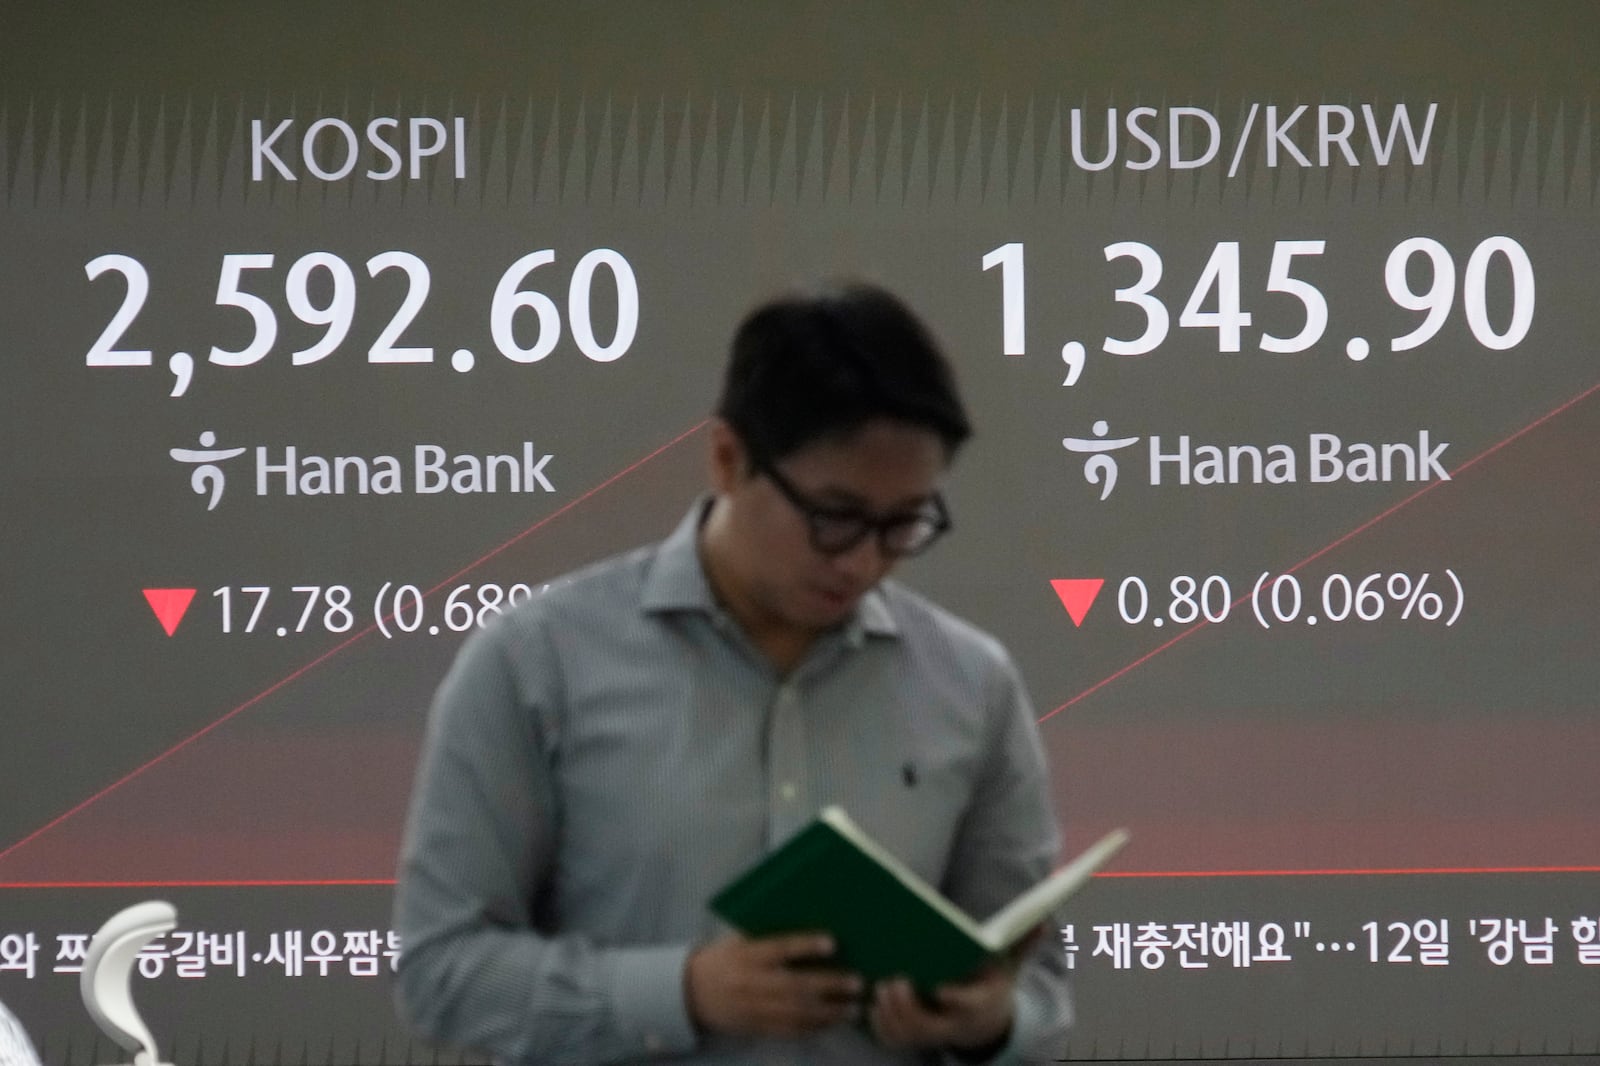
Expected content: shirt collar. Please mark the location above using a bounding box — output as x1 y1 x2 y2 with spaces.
639 498 719 614
640 497 900 641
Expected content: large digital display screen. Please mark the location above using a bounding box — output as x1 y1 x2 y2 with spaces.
3 3 1597 1062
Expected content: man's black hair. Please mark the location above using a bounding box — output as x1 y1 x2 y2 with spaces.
715 283 972 465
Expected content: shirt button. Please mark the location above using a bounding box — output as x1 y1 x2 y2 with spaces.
779 782 798 802
644 1032 663 1052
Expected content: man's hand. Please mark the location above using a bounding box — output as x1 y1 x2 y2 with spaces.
685 932 864 1039
868 965 1016 1056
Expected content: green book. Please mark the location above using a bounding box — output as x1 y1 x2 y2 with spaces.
710 807 1129 992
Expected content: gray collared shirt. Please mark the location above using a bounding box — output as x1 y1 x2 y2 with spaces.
394 501 1070 1065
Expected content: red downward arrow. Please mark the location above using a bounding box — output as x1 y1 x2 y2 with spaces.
143 588 197 636
1050 578 1104 627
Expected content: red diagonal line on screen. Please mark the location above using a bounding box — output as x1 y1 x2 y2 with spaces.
6 382 1598 882
0 880 399 889
1039 375 1600 725
7 861 1600 889
0 420 710 866
1098 864 1600 878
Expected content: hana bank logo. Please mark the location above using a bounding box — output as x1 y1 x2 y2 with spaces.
170 431 247 511
169 432 557 511
1063 421 1451 501
1063 421 1140 501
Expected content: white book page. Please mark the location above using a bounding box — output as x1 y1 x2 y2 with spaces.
977 828 1130 951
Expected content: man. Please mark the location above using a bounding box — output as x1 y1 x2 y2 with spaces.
393 284 1071 1064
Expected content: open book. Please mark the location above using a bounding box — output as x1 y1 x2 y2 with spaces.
710 806 1128 990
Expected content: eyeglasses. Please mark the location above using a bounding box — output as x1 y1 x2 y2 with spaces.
754 458 952 558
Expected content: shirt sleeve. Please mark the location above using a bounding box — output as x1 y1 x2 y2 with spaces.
391 616 699 1066
938 649 1073 1065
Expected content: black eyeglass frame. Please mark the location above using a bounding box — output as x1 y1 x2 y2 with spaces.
752 457 952 558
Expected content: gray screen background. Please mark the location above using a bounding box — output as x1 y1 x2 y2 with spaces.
1 3 1597 1063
